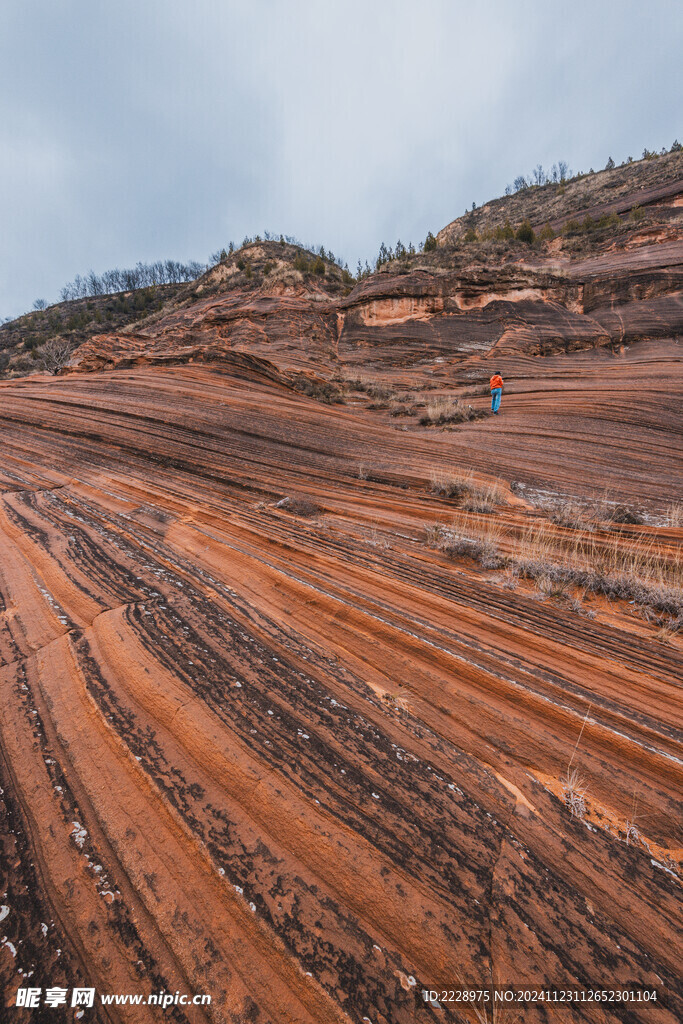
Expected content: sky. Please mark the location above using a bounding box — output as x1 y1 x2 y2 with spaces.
1 0 681 319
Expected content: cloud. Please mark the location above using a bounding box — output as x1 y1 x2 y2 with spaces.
1 0 681 316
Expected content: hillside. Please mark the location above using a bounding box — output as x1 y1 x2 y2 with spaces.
0 152 681 1024
0 284 184 377
0 243 352 379
3 150 681 381
68 155 682 380
438 148 683 243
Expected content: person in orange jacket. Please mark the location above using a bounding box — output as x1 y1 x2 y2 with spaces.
490 372 504 414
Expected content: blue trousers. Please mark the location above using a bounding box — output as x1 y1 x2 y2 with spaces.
491 388 502 412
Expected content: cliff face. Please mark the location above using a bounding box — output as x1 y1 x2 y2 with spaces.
74 235 682 371
72 162 682 374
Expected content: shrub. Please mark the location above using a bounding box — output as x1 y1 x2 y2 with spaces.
40 338 73 375
597 212 620 230
494 220 515 241
463 228 478 244
609 504 645 525
539 222 555 242
430 470 473 499
312 257 325 276
274 496 321 517
291 375 345 404
516 220 535 244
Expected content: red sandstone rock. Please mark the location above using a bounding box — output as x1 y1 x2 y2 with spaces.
0 172 681 1024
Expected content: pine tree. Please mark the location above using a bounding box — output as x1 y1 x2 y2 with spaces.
516 220 535 245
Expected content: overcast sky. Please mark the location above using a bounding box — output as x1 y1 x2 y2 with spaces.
1 0 681 318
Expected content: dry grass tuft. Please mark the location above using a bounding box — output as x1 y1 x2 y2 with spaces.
430 469 473 499
460 384 491 398
426 510 682 618
653 617 681 643
426 514 505 568
341 375 396 402
497 568 520 590
535 574 570 600
368 525 391 549
461 483 508 513
550 501 596 531
563 768 587 819
608 503 645 525
424 522 448 547
665 501 683 527
430 471 507 512
539 493 646 531
419 397 486 426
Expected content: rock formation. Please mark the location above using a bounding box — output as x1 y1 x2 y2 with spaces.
0 157 681 1023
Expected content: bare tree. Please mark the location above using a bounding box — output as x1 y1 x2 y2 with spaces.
40 338 73 375
532 164 546 186
32 298 48 310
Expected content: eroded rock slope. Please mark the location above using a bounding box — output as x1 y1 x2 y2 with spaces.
0 161 681 1023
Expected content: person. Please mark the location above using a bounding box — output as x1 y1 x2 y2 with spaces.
489 371 504 414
